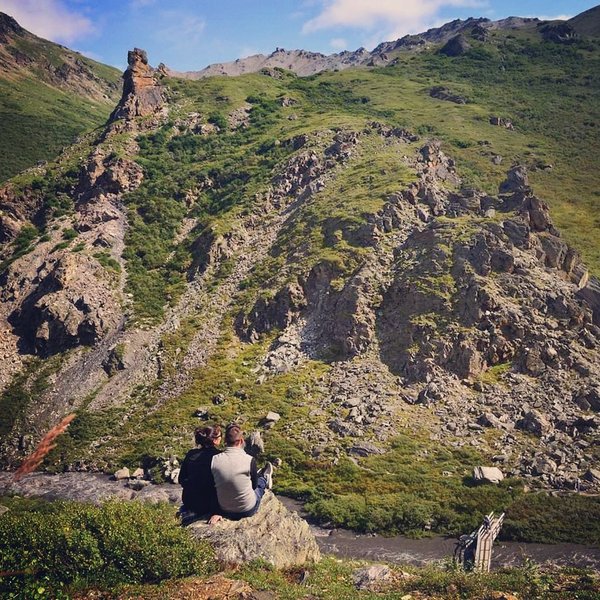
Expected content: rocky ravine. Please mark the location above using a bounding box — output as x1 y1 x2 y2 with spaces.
0 47 599 497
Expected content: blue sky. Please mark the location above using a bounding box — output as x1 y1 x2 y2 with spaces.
0 0 597 71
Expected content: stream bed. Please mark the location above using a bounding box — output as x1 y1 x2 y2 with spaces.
2 472 599 570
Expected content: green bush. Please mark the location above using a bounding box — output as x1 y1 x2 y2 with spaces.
207 112 228 130
61 228 78 240
0 498 217 596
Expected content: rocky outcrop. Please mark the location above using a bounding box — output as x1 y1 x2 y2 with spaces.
8 253 121 355
110 48 164 121
0 184 44 245
490 116 514 130
188 492 320 567
376 159 595 384
0 12 25 42
439 34 471 56
539 21 578 43
236 283 307 342
471 24 489 41
429 86 467 104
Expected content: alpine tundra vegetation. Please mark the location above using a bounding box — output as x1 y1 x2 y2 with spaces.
1 5 600 598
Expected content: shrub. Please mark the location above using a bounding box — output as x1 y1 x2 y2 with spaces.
207 112 227 130
61 228 78 240
0 498 217 596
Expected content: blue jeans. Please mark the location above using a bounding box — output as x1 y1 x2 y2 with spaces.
220 476 268 520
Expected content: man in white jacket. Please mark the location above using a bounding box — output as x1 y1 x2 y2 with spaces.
210 423 273 522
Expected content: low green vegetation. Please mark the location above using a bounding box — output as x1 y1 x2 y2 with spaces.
45 327 600 545
0 76 117 183
123 93 297 323
0 496 598 599
0 355 65 445
0 497 216 598
114 559 600 600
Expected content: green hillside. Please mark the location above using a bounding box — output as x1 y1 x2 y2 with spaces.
0 13 121 182
28 24 599 545
107 25 600 323
0 74 118 182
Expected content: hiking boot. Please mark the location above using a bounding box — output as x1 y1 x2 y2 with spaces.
262 461 273 489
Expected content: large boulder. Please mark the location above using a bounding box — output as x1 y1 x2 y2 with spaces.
473 466 504 484
187 492 320 568
500 165 529 194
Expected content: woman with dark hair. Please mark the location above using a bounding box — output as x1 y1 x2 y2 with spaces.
178 424 222 524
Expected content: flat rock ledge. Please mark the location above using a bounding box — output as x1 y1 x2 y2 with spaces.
0 472 182 504
188 492 321 568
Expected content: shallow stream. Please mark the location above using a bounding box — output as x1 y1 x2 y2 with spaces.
1 472 599 570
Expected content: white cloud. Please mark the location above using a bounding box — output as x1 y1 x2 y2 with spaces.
526 14 573 21
303 0 486 39
330 37 348 50
0 0 95 44
156 12 206 47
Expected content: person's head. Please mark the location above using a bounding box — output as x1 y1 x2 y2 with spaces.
225 423 244 447
195 425 222 448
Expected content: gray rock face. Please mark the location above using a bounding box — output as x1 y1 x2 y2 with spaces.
188 493 320 568
113 467 130 480
8 252 121 356
0 472 182 504
245 430 265 457
500 165 529 193
439 34 471 56
517 410 551 437
353 564 392 590
584 468 600 484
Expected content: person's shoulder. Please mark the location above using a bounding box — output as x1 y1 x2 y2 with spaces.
183 447 204 460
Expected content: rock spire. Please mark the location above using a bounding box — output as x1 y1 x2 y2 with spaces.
110 48 164 121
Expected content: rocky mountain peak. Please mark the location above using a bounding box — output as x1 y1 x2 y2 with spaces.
0 12 25 39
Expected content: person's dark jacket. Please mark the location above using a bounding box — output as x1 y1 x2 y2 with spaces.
179 446 221 515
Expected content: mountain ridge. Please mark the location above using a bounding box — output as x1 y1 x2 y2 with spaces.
1 7 600 542
165 15 555 79
0 11 121 182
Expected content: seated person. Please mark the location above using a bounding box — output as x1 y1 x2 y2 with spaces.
179 424 222 523
210 423 273 522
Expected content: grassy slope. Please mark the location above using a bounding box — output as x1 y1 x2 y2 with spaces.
0 37 121 182
40 30 600 543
